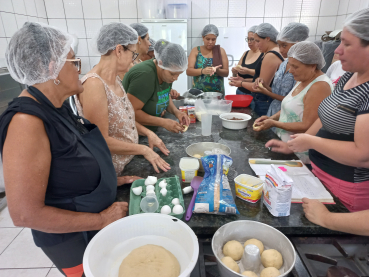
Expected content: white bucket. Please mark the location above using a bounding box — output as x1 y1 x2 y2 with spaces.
83 213 199 277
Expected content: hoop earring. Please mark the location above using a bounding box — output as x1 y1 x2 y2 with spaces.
54 79 60 85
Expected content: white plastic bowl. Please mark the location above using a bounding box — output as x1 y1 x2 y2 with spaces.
212 220 296 277
83 213 199 277
219 113 252 130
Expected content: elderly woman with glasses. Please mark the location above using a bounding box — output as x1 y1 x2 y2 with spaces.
74 23 171 175
232 25 263 95
0 22 130 276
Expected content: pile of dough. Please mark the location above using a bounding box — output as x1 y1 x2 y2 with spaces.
221 256 240 273
260 267 280 277
261 249 283 269
244 238 264 254
242 271 258 277
223 240 244 260
193 154 202 158
119 244 180 277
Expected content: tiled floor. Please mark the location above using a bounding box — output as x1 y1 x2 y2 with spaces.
0 207 64 277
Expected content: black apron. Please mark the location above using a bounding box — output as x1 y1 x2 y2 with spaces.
27 87 117 243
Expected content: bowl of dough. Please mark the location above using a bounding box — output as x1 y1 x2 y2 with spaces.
212 220 296 277
186 142 231 171
83 213 199 277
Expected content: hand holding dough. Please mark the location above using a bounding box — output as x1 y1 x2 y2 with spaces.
259 82 264 88
261 249 283 269
253 122 260 131
260 267 281 277
221 256 240 273
182 125 188 132
223 240 244 260
244 238 264 254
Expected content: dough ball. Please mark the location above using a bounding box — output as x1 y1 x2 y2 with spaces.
221 256 240 273
223 240 244 260
193 154 202 159
260 267 281 277
229 81 232 85
119 244 180 277
242 271 258 277
261 249 283 269
259 83 264 88
244 238 264 254
182 125 188 132
253 123 260 130
237 65 242 68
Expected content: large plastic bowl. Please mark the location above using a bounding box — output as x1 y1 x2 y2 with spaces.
212 220 296 277
83 213 199 277
225 95 253 108
219 112 252 130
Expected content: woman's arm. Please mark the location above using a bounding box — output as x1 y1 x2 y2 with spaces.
265 82 331 133
135 122 170 155
215 47 229 78
166 96 190 126
303 198 369 236
305 118 323 136
81 79 150 156
127 93 184 133
290 113 369 168
186 47 202 77
3 113 125 232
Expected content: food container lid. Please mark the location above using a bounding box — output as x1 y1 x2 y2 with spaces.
179 157 200 171
234 174 264 189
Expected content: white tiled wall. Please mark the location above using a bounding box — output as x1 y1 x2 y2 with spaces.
1 0 369 72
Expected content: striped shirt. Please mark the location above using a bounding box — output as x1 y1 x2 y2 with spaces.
309 72 369 182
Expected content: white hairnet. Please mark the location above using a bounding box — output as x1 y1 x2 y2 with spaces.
255 23 279 42
201 24 219 37
248 25 258 33
5 22 73 86
288 41 326 70
154 39 187 72
277 22 309 43
148 38 156 52
344 8 369 41
91 22 138 55
130 23 148 38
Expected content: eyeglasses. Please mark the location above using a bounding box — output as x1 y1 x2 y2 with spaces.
65 58 81 74
245 37 255 43
122 45 139 61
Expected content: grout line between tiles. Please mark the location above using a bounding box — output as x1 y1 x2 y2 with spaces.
0 227 24 256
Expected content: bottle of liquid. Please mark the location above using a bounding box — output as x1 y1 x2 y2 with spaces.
140 191 159 213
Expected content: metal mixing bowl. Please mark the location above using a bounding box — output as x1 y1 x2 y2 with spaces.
201 92 223 100
186 142 231 171
212 220 296 277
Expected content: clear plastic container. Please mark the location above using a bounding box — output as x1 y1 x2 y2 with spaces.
140 191 159 213
139 0 165 19
201 113 212 136
165 0 189 18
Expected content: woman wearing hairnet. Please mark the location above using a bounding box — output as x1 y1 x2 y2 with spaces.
232 25 263 95
0 22 128 276
187 24 229 95
253 22 309 126
229 23 284 115
256 41 333 163
75 23 171 175
124 39 190 133
267 9 369 214
130 23 152 64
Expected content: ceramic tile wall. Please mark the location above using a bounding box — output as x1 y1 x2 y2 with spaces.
1 0 368 72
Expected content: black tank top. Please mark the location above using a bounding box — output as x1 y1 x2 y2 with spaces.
238 51 263 94
0 87 102 246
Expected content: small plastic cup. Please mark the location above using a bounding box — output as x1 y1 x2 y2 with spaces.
201 113 212 136
140 192 159 213
240 244 261 273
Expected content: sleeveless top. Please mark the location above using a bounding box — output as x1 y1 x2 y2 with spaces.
238 50 263 94
310 72 369 182
75 73 139 176
0 87 103 247
276 74 334 164
267 59 296 117
192 46 225 94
